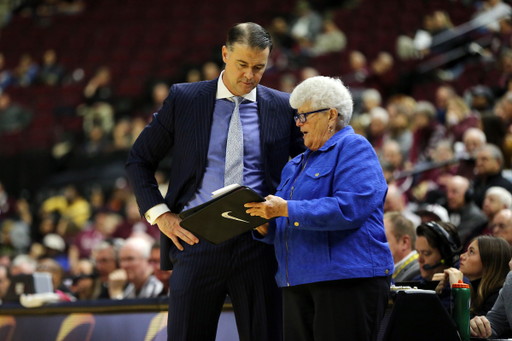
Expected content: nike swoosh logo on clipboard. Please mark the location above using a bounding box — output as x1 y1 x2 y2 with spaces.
221 211 249 223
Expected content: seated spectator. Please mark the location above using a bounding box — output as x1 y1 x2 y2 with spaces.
416 203 450 224
0 264 10 304
384 212 421 282
361 89 382 114
0 93 32 135
13 53 39 87
435 85 456 125
473 143 512 208
78 66 115 136
307 19 346 57
367 107 389 153
107 118 132 152
71 259 102 300
36 257 74 299
70 208 120 261
149 242 171 296
41 233 68 271
465 85 495 117
202 61 220 81
139 82 170 121
472 0 512 33
414 221 464 310
480 187 512 236
492 209 512 246
279 73 297 94
108 237 163 299
445 176 488 245
387 104 413 161
367 52 396 98
37 49 65 86
445 96 480 143
112 196 160 240
409 101 446 164
456 127 486 180
384 183 421 227
41 184 91 234
433 236 512 317
290 1 322 46
91 240 122 299
186 68 201 83
9 254 36 276
471 271 512 338
414 140 458 202
0 219 31 256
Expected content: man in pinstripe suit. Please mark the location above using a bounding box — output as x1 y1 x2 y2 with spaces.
126 22 305 341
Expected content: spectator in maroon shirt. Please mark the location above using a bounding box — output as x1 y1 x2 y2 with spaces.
445 96 480 143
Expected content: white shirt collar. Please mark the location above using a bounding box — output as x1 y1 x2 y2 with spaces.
216 70 257 102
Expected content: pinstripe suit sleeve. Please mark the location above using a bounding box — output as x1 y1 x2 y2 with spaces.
125 84 177 216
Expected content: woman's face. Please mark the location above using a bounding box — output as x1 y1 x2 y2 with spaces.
459 240 483 281
296 102 334 151
416 236 444 280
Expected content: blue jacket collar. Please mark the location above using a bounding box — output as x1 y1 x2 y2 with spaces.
303 125 354 157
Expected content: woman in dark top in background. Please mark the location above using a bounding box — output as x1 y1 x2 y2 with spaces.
435 235 512 317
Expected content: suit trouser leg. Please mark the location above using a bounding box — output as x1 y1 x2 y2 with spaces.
227 233 282 341
166 233 282 341
167 240 230 341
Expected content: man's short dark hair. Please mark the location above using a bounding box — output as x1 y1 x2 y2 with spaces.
226 22 273 54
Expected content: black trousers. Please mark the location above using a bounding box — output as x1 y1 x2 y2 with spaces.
282 276 391 341
167 232 282 341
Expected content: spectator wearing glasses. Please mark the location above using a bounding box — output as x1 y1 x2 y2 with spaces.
246 76 393 341
149 242 171 296
108 237 162 299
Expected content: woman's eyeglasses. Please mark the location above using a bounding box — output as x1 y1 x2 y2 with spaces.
294 108 330 123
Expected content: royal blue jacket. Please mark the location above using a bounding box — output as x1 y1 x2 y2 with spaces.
259 126 394 287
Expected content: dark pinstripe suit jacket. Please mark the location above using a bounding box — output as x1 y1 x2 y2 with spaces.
126 78 305 270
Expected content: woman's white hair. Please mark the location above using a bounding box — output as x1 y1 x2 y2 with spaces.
485 186 512 209
289 76 354 127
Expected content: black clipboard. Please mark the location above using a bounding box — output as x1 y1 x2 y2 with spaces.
179 185 270 244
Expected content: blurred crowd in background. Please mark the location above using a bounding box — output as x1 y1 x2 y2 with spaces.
1 0 512 302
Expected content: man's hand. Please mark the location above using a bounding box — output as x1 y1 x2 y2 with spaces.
245 195 288 219
470 315 492 338
155 212 199 251
254 223 269 237
108 269 127 298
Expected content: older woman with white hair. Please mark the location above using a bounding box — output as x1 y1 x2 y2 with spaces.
246 76 393 341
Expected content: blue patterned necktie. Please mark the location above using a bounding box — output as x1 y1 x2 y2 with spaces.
224 96 244 186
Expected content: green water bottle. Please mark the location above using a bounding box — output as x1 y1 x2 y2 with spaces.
452 279 471 341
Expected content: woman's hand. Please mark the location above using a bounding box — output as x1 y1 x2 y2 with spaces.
470 316 492 338
432 268 463 294
245 195 288 219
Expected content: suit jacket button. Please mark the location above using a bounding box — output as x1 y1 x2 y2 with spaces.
294 222 299 226
385 269 389 275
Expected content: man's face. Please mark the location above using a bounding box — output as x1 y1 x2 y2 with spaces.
476 149 500 175
384 219 399 264
464 134 483 157
119 245 149 283
492 211 512 246
0 267 10 299
93 248 117 283
222 43 269 96
149 248 171 285
446 180 467 210
483 194 504 219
